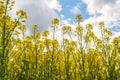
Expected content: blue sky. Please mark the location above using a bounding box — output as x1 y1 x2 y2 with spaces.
13 0 120 37
57 0 89 24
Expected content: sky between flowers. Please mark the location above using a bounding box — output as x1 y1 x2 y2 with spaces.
12 0 120 38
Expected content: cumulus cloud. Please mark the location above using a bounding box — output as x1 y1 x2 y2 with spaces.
46 0 62 12
71 3 81 14
82 0 120 38
12 0 62 33
83 0 117 15
61 18 71 25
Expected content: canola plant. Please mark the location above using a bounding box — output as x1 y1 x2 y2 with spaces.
0 0 120 80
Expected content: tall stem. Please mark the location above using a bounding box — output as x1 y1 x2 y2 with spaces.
1 0 9 79
51 25 55 79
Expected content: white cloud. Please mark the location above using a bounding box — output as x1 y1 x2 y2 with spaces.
46 0 62 12
83 0 117 15
61 20 69 25
71 4 81 14
61 18 71 25
82 0 120 38
60 14 65 19
112 32 120 40
11 0 62 33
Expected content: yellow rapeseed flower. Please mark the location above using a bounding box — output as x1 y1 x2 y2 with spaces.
99 21 104 27
52 18 59 25
76 26 83 35
76 14 82 23
14 64 22 72
18 25 26 31
42 30 50 37
62 26 71 33
32 24 38 31
86 23 93 30
16 9 27 19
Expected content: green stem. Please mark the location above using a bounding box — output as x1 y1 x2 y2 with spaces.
51 25 55 79
1 0 9 79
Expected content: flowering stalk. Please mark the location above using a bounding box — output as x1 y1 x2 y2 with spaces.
50 18 59 79
1 0 9 79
